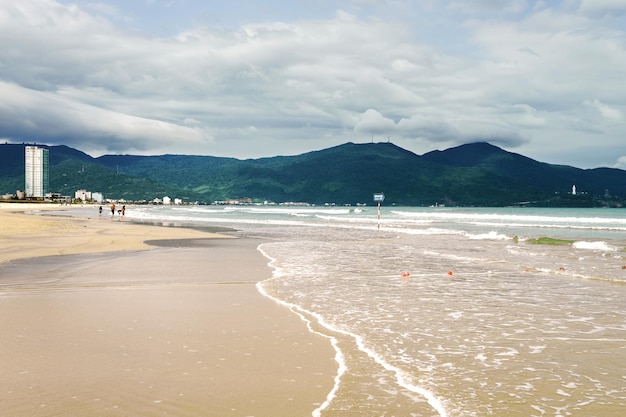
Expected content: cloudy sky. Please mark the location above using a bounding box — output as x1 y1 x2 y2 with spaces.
1 0 625 168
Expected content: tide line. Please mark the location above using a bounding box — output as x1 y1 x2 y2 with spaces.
256 243 450 417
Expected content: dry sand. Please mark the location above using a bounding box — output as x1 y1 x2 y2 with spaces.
0 204 336 417
0 203 231 264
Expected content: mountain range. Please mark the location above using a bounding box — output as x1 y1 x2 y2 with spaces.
1 141 625 207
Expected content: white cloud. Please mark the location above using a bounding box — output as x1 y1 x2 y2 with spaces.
396 115 458 140
448 0 529 14
614 156 626 170
0 0 625 168
584 99 623 122
579 0 626 16
353 109 396 136
503 104 548 128
0 81 209 154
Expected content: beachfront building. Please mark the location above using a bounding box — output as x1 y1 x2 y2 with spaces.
75 189 92 202
73 189 103 203
92 192 104 203
25 146 49 198
163 196 171 205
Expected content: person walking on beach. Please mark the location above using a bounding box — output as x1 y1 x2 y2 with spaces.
121 205 125 216
98 206 102 215
110 203 115 216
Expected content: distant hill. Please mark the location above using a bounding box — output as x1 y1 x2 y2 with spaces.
422 143 626 200
1 141 625 207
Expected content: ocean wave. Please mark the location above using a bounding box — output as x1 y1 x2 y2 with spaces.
572 241 616 251
391 210 626 226
466 221 626 232
465 231 511 240
225 206 355 215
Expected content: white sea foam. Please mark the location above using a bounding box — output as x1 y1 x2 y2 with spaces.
466 231 510 240
556 389 571 397
390 227 463 236
391 210 626 226
573 241 615 251
465 221 626 232
229 206 354 215
256 243 450 417
528 345 547 354
448 311 463 319
255 246 347 417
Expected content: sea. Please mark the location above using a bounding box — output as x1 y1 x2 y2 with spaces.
91 205 626 416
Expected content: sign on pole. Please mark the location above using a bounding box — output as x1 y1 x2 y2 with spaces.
373 193 384 230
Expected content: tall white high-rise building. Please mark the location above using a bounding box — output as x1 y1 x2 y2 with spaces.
25 146 49 198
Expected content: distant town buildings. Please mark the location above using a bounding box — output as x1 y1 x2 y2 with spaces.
214 198 254 205
150 196 183 205
25 146 49 198
73 189 103 203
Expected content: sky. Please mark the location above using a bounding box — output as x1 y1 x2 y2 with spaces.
1 0 625 169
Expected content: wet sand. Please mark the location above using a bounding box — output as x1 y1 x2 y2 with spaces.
0 204 336 417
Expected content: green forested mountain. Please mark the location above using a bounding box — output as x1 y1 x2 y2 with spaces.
422 142 619 197
1 141 625 207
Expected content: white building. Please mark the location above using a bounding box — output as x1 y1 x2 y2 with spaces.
25 146 49 198
174 198 182 205
163 196 171 205
75 189 92 202
92 192 104 203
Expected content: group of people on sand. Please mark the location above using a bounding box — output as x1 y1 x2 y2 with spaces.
98 204 125 217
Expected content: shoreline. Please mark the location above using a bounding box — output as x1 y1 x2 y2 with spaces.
0 204 337 416
0 203 235 265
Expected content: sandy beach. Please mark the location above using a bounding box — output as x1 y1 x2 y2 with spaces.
0 204 336 417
